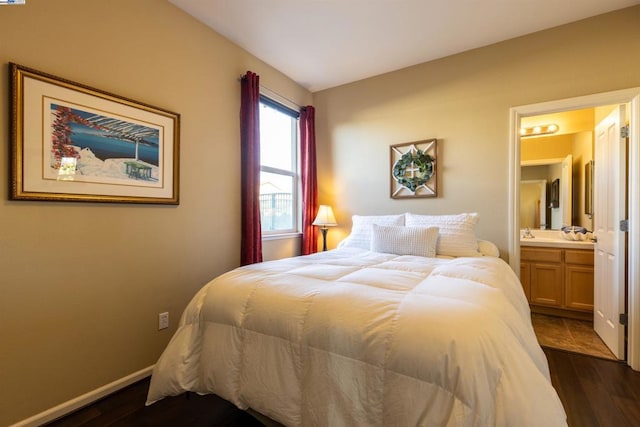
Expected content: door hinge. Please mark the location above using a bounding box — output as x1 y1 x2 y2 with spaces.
620 219 629 232
620 313 628 326
621 125 630 138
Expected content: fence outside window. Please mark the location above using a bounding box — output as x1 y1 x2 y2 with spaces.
259 192 293 231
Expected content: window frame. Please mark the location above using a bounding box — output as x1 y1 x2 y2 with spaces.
259 94 301 237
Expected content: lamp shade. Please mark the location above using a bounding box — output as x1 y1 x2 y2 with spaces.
312 205 337 227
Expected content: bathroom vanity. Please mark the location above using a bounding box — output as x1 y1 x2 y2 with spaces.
520 230 594 320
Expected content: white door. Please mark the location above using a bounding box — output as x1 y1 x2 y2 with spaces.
593 105 627 359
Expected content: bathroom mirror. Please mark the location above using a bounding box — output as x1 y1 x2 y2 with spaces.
520 109 595 231
520 158 571 230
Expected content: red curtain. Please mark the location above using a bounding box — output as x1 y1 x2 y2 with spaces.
300 106 318 255
240 71 263 265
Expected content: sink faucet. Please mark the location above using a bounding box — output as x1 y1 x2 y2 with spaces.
522 227 535 239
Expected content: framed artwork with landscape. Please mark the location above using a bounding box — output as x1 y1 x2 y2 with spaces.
9 63 180 204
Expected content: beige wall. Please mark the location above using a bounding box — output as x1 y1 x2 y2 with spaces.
313 6 640 255
521 134 574 162
0 0 310 424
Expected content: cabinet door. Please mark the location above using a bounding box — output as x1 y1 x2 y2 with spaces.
565 265 594 311
530 263 563 307
520 262 531 301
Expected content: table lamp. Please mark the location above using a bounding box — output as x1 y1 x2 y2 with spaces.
312 205 337 251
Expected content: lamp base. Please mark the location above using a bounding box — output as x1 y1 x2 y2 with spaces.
320 227 328 251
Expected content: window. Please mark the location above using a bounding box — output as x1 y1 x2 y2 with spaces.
259 95 300 234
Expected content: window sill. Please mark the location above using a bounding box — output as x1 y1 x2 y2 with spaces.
262 232 302 241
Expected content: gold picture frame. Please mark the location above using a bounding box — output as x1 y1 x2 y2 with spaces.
390 139 438 199
585 160 594 216
10 63 180 204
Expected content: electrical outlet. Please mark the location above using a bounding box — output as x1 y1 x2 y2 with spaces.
158 312 169 330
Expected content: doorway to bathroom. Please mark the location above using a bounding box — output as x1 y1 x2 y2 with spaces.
518 106 611 359
508 88 640 370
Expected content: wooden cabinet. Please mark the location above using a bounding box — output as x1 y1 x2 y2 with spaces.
522 247 563 307
521 246 594 319
564 249 595 311
531 262 563 307
520 262 531 301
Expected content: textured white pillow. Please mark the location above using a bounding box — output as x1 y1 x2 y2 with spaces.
478 240 500 257
405 212 481 257
370 224 439 257
340 214 405 250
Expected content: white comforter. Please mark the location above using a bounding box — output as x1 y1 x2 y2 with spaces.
147 248 567 426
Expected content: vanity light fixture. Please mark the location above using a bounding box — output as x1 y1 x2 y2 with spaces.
520 123 559 138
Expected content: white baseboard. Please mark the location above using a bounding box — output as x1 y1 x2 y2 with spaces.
11 365 154 427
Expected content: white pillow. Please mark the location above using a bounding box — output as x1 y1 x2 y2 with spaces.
339 214 405 250
405 212 481 257
371 224 439 257
478 240 500 257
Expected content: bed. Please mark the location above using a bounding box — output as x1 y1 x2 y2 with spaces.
146 213 568 426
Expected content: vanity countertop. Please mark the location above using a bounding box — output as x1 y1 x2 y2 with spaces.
520 229 595 249
520 237 594 249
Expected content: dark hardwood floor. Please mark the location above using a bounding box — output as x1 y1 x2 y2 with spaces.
544 347 640 427
46 347 640 426
45 381 263 427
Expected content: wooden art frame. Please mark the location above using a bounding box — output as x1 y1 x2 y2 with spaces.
390 139 438 199
9 63 180 204
585 160 594 216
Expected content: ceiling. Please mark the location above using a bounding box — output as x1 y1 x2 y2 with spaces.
169 0 640 92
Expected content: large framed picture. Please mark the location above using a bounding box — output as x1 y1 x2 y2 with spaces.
390 139 438 199
10 63 180 204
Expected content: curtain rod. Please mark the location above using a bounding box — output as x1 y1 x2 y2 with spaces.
238 75 303 110
261 85 303 110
